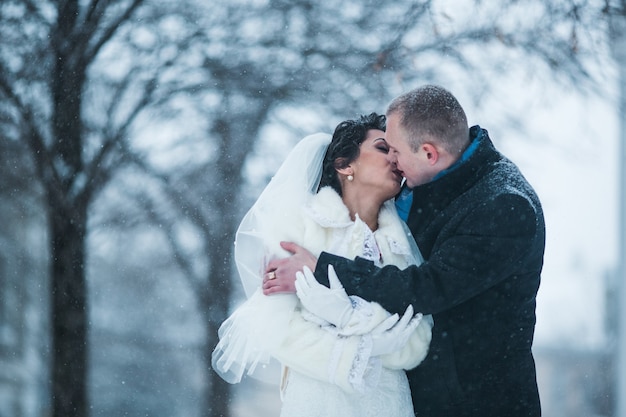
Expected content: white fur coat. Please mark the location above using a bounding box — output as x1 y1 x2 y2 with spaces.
212 187 432 395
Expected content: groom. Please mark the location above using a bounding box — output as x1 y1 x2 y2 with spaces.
264 85 545 417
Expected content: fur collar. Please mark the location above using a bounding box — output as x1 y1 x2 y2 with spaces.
303 187 413 258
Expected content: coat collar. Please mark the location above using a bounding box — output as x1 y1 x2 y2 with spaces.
412 126 501 206
304 186 413 258
303 187 353 228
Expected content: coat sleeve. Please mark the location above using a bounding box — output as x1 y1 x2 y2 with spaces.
273 302 433 393
314 193 541 316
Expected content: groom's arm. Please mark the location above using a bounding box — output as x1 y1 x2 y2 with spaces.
314 252 418 316
315 193 542 317
263 242 424 315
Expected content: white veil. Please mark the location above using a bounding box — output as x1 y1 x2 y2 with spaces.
212 133 332 384
234 132 332 298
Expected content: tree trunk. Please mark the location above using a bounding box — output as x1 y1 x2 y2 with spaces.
49 2 90 413
197 121 249 417
49 199 88 417
202 232 234 417
204 323 232 417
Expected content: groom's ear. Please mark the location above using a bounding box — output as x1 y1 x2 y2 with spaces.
422 143 440 166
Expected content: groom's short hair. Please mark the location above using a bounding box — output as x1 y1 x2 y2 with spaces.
387 85 469 156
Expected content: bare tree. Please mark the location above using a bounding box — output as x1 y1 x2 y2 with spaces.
0 1 208 416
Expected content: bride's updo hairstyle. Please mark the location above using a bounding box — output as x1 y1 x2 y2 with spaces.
317 112 386 196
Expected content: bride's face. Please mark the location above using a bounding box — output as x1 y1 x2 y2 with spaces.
348 129 403 200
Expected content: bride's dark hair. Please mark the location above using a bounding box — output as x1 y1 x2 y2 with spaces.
317 112 386 196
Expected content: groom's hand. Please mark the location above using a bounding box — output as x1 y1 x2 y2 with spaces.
263 241 317 295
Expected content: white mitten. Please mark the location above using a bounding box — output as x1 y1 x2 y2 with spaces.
295 265 353 328
370 305 423 357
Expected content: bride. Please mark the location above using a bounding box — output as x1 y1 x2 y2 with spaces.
212 113 432 417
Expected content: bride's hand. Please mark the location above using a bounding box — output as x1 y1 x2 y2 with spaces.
294 265 353 327
370 305 423 357
263 241 317 295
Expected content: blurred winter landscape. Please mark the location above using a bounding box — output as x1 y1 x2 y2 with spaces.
0 1 624 417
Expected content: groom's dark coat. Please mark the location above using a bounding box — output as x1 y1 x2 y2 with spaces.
315 126 545 417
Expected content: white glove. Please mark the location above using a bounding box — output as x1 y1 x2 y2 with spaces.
295 265 352 328
370 305 423 357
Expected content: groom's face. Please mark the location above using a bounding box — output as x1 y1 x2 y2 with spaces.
385 113 430 188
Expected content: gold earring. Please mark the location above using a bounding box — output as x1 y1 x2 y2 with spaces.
347 174 354 181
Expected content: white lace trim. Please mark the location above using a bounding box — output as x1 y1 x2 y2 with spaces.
349 335 382 392
353 215 382 266
362 227 381 265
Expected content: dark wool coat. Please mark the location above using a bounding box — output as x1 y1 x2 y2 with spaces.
315 126 545 417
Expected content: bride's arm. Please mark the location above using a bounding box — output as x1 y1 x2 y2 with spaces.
271 301 433 393
270 308 368 392
292 264 433 373
271 307 381 393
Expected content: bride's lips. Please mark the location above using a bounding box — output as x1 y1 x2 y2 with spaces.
392 169 403 183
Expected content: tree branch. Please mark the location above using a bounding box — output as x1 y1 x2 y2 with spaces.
83 0 144 64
